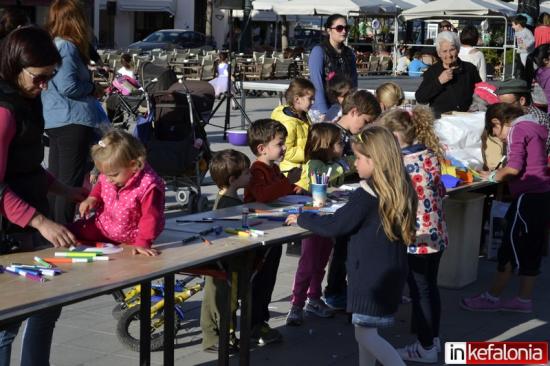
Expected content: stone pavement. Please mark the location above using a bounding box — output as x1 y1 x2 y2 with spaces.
9 95 550 366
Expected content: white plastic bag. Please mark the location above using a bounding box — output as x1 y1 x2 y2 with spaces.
434 112 485 169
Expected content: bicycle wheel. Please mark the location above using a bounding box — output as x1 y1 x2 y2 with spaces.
116 305 180 352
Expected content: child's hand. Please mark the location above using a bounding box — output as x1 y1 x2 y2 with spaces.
285 214 299 226
478 170 491 180
287 167 302 184
89 173 99 185
79 197 98 218
132 247 160 256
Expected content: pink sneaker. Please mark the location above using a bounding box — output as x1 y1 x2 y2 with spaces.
500 297 533 313
461 293 501 312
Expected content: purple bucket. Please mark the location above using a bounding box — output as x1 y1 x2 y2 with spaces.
227 130 249 146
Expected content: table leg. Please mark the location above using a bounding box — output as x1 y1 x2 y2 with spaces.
240 77 246 129
218 269 231 366
164 274 175 366
140 281 151 366
238 251 254 366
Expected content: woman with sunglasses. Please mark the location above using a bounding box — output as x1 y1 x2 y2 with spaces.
41 0 105 225
0 26 87 366
309 13 358 123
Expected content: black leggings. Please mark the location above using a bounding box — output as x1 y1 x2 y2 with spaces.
46 124 95 224
324 236 348 297
408 251 442 348
251 245 282 328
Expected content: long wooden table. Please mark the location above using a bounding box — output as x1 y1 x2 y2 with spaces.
0 202 310 366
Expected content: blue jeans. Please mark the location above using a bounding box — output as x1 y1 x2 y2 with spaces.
0 307 61 366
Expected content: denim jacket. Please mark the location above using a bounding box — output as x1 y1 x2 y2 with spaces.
41 37 100 129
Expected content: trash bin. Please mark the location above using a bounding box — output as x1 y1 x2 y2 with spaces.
437 192 486 289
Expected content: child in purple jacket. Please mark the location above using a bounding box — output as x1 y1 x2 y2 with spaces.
462 103 550 314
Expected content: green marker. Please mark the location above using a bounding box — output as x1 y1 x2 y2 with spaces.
54 252 98 258
34 256 53 268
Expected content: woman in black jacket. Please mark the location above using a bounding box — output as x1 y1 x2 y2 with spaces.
0 26 86 366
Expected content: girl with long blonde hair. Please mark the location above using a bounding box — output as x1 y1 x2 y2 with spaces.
287 125 417 366
378 106 448 363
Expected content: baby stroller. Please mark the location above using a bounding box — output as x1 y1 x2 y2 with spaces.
136 63 214 212
104 61 178 130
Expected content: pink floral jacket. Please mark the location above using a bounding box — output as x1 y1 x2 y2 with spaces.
403 145 448 254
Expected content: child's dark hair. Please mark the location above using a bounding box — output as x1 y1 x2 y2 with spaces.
210 149 251 189
524 44 550 86
305 123 342 163
484 103 524 137
378 106 444 160
513 14 527 27
460 25 479 47
120 53 133 69
327 75 353 104
91 129 146 169
285 78 315 105
248 119 288 156
341 90 382 119
219 51 228 62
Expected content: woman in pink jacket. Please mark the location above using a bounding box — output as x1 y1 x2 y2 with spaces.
69 129 165 256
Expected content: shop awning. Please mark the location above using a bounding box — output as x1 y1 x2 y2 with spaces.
0 0 51 5
98 0 176 15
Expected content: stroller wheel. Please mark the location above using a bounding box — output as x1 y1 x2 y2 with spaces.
175 190 189 205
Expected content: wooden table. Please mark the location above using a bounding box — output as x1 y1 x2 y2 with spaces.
0 203 310 366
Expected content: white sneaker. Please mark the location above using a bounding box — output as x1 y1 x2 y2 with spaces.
433 337 441 353
397 341 438 364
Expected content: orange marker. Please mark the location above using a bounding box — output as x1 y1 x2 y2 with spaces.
44 257 92 264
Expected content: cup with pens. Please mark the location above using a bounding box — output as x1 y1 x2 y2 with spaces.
310 169 331 207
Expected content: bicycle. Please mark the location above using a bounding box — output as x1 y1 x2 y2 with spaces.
112 275 204 352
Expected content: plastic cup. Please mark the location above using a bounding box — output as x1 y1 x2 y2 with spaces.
311 183 328 207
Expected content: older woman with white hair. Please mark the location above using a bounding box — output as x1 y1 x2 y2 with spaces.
415 31 481 117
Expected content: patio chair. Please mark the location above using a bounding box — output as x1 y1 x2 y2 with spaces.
273 58 293 79
368 56 380 73
378 56 391 73
200 59 215 80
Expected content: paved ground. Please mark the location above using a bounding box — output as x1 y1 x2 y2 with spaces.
9 95 550 366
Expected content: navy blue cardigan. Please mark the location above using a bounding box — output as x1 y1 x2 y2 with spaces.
297 182 408 317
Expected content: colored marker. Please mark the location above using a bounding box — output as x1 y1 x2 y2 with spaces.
34 256 53 268
224 228 250 237
44 257 93 264
13 263 52 270
4 267 45 283
54 252 98 258
7 266 41 276
39 269 58 277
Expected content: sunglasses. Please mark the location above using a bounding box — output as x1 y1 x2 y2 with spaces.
330 25 350 33
23 68 57 86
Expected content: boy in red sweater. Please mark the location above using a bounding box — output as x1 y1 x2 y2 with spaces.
244 119 302 345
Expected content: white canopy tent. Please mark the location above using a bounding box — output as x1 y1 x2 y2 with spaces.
541 1 550 14
400 0 517 20
266 0 361 16
355 0 427 14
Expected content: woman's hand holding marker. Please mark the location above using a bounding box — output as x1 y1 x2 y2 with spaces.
285 214 299 226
